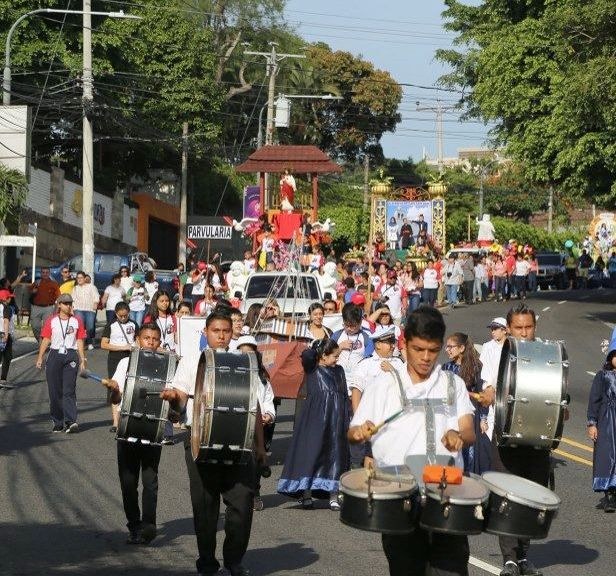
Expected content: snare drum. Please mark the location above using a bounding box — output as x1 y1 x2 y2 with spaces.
117 348 177 445
495 338 569 449
482 471 560 539
191 349 260 465
420 476 489 535
339 466 420 534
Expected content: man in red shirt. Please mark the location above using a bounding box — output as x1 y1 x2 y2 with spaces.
30 267 61 342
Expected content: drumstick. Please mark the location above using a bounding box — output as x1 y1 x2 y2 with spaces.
368 408 406 436
79 370 108 384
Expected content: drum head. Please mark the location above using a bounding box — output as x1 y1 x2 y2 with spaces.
482 472 560 510
340 469 418 500
425 476 489 505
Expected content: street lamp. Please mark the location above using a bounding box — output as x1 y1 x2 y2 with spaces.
3 8 139 105
476 159 500 218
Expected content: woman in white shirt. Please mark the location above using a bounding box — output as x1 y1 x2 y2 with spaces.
422 259 439 306
101 274 126 325
127 276 146 326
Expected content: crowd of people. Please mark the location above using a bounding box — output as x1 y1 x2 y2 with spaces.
2 242 616 576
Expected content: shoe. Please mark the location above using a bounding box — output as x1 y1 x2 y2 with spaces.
500 562 520 576
126 529 142 544
253 495 264 512
109 426 117 433
65 422 79 434
140 523 157 544
300 497 314 509
87 344 94 351
161 437 173 445
518 560 542 576
329 499 341 511
52 424 64 433
228 565 251 576
604 491 616 513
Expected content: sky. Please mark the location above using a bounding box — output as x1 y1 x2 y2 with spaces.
283 0 489 162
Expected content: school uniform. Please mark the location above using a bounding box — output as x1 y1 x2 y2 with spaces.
102 319 137 377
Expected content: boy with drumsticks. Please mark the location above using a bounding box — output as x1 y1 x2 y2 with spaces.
101 322 164 545
348 306 475 576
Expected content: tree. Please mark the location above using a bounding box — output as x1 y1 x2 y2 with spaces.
436 0 616 204
0 165 28 232
279 44 403 162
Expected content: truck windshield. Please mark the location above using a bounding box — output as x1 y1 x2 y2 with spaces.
537 254 562 266
245 275 321 300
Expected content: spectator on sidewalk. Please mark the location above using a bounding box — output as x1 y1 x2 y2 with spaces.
30 267 60 342
72 271 100 350
101 274 126 325
0 289 16 387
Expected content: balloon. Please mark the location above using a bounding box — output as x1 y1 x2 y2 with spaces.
564 240 574 248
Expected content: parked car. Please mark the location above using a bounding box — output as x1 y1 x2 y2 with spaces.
535 252 566 289
240 272 322 318
32 252 177 295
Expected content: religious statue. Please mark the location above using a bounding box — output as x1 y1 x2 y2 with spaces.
477 213 495 246
279 169 296 205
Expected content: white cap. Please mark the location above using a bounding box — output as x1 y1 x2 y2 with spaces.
370 325 397 341
237 335 258 348
488 317 507 329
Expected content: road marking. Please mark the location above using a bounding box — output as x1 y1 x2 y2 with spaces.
13 349 37 362
542 306 550 312
469 556 501 575
558 300 567 304
553 448 593 467
560 437 594 453
586 371 597 377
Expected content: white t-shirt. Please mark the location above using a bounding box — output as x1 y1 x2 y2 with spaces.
422 268 439 289
144 281 159 304
104 285 126 311
514 260 531 276
378 283 404 320
244 258 256 274
40 314 86 350
102 319 137 347
351 365 474 469
334 329 372 394
128 286 146 312
191 275 206 296
479 338 505 389
120 275 134 292
350 353 406 393
262 237 275 253
153 315 177 351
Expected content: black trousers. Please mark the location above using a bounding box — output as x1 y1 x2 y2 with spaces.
184 442 255 574
45 349 78 426
491 442 551 564
117 441 162 530
382 529 469 576
0 335 13 380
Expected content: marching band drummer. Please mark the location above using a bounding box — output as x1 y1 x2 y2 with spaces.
161 311 267 576
478 305 556 576
101 322 166 546
348 306 475 576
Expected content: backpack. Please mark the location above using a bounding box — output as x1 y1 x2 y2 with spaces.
331 328 374 357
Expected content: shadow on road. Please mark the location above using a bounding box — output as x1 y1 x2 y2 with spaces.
244 541 319 575
532 538 599 567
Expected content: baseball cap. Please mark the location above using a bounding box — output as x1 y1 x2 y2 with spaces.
350 292 366 306
0 289 13 301
57 293 73 304
488 317 507 329
132 274 143 283
370 325 397 342
237 335 258 349
387 270 397 279
197 261 207 271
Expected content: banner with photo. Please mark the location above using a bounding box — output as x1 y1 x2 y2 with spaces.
243 185 261 220
385 200 433 250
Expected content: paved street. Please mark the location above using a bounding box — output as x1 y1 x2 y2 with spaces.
1 289 614 576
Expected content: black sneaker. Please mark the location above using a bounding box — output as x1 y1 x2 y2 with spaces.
518 560 542 576
65 422 79 434
52 424 64 433
126 529 142 545
109 426 117 433
500 562 520 576
140 523 157 544
604 491 616 513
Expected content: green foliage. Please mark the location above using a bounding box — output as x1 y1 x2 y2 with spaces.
437 0 616 204
0 165 28 232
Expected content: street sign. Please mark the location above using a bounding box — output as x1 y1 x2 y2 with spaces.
0 235 35 247
27 223 38 235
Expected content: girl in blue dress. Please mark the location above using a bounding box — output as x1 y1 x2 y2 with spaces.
587 335 616 512
277 338 350 510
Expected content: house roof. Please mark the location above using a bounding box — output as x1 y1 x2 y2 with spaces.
235 145 342 174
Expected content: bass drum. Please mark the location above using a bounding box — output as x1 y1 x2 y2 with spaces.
117 348 177 445
339 466 420 534
191 349 260 465
495 338 569 449
481 471 561 539
420 476 489 536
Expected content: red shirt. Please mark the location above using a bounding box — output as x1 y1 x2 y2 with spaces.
41 314 86 350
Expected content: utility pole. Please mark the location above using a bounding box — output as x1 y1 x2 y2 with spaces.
179 122 189 265
82 0 94 280
244 43 304 209
547 185 554 233
363 155 370 235
416 99 455 175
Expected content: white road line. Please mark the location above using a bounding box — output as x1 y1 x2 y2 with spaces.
587 371 597 376
469 556 501 575
558 300 567 304
12 349 37 363
542 306 550 312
